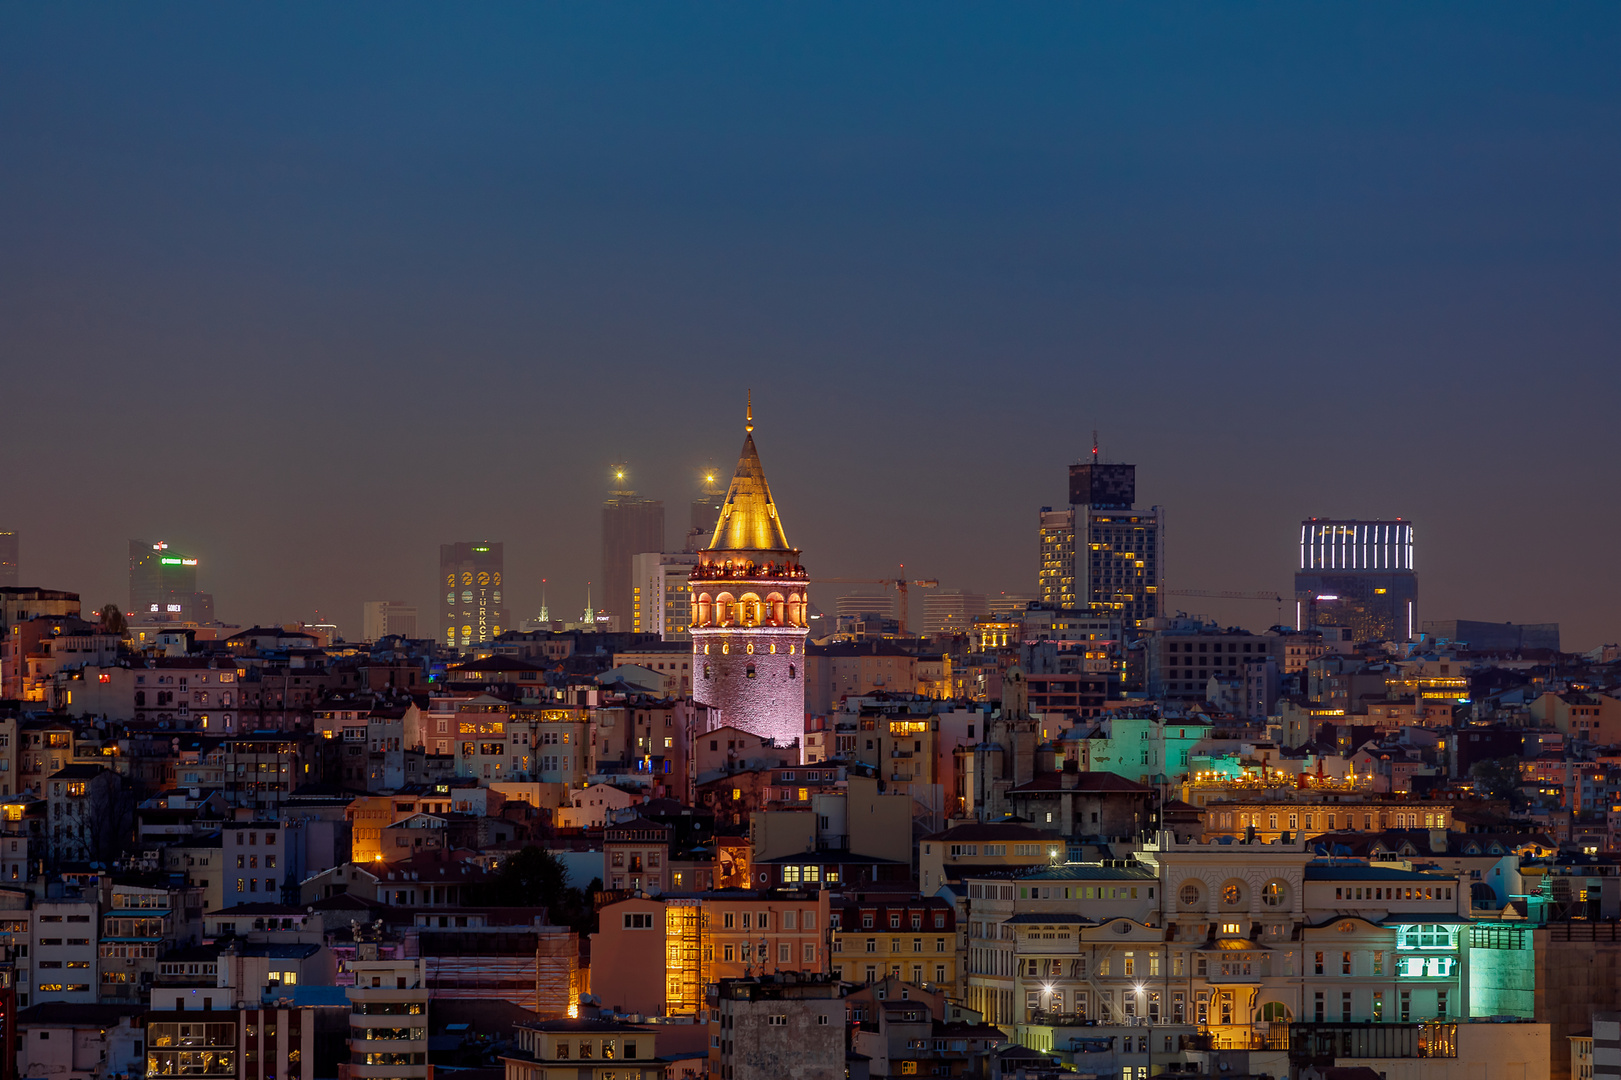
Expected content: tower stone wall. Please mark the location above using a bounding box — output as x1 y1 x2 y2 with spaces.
688 401 809 756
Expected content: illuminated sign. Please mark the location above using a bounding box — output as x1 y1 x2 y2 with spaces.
160 558 181 565
149 604 160 612
166 604 183 612
158 556 197 566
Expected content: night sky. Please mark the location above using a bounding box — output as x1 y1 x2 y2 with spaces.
3 5 1617 647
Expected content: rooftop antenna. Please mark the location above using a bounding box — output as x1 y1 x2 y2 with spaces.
539 579 549 624
1092 429 1099 464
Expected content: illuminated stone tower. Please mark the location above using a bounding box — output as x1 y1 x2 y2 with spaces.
689 397 810 754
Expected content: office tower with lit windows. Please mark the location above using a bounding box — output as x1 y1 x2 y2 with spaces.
632 552 701 640
440 542 508 649
688 399 810 751
921 590 989 635
1038 509 1076 608
1038 458 1162 631
1294 519 1417 643
0 531 15 587
128 540 212 621
602 470 665 628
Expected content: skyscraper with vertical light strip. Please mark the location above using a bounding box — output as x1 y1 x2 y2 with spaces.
1293 519 1417 643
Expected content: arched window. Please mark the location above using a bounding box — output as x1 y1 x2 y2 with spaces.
703 664 711 680
1403 924 1452 948
1179 883 1201 909
745 664 757 679
789 665 796 679
1261 881 1288 907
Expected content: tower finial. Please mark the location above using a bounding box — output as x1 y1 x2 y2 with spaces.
746 391 754 433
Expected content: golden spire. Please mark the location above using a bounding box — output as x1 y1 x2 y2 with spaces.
706 393 792 553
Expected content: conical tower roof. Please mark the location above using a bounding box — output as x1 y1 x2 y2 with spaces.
706 396 794 554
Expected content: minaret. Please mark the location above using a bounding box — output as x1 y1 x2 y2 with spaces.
688 395 810 754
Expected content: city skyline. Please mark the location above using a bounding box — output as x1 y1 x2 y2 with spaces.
0 434 1599 647
2 6 1617 647
1 10 1619 1078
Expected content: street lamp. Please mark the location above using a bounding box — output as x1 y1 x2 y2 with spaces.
1135 982 1152 1077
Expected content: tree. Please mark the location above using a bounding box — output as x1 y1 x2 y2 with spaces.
99 604 127 637
1469 757 1524 808
83 768 137 862
490 845 568 908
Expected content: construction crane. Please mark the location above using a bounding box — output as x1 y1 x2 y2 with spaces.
1162 588 1288 625
816 569 939 636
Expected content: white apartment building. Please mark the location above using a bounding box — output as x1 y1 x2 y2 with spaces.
31 897 98 1006
630 552 700 641
221 820 287 907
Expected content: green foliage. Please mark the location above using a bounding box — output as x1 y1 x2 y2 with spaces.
1469 756 1524 807
100 604 127 636
491 845 567 907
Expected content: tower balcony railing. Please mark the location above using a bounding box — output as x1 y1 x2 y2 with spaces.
691 559 808 582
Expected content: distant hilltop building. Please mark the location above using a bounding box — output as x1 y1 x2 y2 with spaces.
0 530 16 587
688 397 809 754
361 600 418 642
1423 619 1559 653
1294 518 1416 643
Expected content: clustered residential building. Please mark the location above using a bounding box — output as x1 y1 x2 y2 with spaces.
0 411 1610 1080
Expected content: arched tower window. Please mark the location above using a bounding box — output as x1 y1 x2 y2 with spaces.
767 592 786 626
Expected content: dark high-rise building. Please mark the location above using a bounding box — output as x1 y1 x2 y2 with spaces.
1068 462 1137 509
440 542 508 649
1294 519 1417 643
0 531 16 587
129 540 211 621
1039 452 1162 630
686 471 725 552
601 469 664 626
